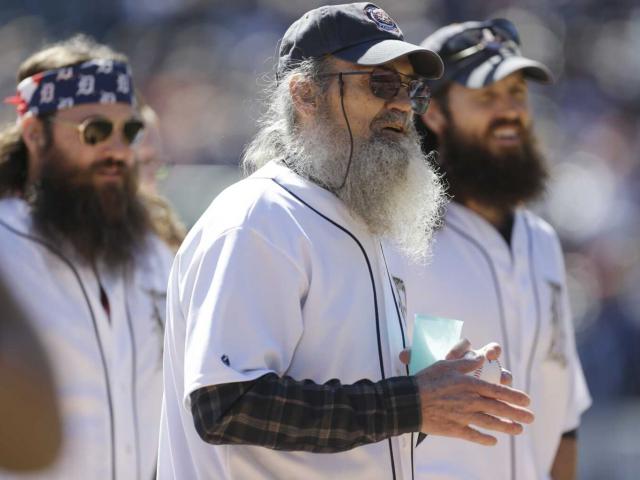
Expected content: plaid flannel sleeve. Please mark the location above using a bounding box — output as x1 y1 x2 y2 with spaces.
190 373 420 453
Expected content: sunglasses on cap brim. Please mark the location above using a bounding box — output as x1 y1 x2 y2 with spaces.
49 115 146 146
441 18 521 63
319 68 432 114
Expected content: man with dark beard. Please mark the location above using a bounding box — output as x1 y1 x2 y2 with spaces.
386 19 592 480
158 5 536 480
0 36 174 479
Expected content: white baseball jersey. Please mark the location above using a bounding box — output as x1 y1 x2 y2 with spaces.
0 198 173 480
158 161 414 479
386 202 591 480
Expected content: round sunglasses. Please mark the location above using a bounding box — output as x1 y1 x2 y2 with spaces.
320 68 432 114
50 115 145 146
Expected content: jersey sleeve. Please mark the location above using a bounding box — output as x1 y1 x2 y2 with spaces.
179 226 308 409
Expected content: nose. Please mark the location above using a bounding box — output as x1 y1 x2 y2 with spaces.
104 130 134 164
385 86 413 115
495 93 526 121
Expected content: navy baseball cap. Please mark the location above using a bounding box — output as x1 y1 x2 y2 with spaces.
277 3 443 79
421 18 553 93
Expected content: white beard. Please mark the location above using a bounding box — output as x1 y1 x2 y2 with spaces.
286 111 446 263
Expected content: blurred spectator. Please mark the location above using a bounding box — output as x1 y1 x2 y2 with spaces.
0 276 62 472
137 103 165 191
136 103 186 251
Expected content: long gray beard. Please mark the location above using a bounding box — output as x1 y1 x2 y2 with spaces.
286 117 446 263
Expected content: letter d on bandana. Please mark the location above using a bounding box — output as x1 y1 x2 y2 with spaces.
4 59 135 118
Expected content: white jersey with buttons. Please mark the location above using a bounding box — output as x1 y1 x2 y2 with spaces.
386 202 591 480
0 198 173 480
158 161 413 480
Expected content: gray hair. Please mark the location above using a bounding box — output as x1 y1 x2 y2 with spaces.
241 58 332 175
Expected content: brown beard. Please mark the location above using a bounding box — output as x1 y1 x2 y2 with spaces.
438 117 548 209
30 144 150 267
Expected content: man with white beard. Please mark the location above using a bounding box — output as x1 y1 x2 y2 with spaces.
158 4 535 479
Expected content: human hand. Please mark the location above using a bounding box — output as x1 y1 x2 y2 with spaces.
400 339 513 385
408 339 534 445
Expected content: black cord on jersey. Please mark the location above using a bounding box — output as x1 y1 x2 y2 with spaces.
281 73 354 194
270 178 398 480
334 73 355 192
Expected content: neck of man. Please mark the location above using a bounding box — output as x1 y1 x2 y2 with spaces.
462 198 515 245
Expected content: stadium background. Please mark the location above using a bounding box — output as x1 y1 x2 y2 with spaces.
1 0 638 477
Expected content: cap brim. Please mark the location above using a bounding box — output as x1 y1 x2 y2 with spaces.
334 38 444 79
493 56 554 84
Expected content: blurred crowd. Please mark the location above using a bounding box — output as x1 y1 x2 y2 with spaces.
1 0 638 408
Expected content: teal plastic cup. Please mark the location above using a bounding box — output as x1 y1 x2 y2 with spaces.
409 315 464 375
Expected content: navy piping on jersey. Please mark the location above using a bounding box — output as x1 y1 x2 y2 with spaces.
270 178 397 480
124 287 141 480
380 243 415 480
0 218 116 480
447 221 516 480
524 215 542 393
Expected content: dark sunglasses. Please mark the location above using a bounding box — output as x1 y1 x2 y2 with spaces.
320 68 432 114
50 115 145 146
442 18 521 63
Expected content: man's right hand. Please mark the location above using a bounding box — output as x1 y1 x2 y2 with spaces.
414 339 535 446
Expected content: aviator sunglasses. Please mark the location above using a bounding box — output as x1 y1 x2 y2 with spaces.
320 68 432 114
50 115 146 146
441 18 521 63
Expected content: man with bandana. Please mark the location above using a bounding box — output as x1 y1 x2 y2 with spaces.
386 19 592 480
0 36 174 479
158 5 536 480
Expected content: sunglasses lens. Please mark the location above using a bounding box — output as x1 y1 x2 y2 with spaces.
83 120 113 145
409 81 431 114
369 70 401 100
444 21 520 60
444 30 483 57
123 120 145 145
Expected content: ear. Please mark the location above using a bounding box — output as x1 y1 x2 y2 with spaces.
21 116 47 155
20 116 48 185
289 74 320 121
421 100 447 137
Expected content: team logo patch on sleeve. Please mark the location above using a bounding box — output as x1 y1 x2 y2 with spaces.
364 5 401 35
145 288 168 369
547 281 568 367
392 276 408 324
